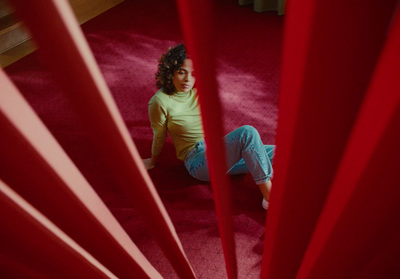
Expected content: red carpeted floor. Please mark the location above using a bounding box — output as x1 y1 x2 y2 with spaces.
5 0 283 278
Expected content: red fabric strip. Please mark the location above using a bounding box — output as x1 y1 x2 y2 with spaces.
297 7 400 278
175 1 237 278
0 180 117 278
261 0 399 278
8 0 195 278
0 67 161 278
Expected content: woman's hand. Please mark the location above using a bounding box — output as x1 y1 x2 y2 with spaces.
142 158 155 170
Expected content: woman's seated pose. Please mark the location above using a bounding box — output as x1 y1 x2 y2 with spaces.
143 44 275 209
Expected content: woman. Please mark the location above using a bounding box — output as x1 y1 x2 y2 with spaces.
143 44 275 210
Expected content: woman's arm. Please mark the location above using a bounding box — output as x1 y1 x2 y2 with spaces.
142 154 159 170
144 95 167 170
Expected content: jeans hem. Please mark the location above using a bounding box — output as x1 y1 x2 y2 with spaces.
255 177 271 185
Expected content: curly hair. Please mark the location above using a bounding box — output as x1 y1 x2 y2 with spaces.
155 44 187 95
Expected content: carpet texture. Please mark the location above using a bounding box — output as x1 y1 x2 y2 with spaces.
5 0 283 278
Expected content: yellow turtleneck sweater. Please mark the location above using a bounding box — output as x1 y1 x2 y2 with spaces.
148 88 204 160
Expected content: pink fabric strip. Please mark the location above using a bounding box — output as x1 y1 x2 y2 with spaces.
8 0 195 278
0 180 117 278
0 66 161 278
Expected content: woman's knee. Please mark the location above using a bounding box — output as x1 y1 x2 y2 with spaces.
239 125 260 139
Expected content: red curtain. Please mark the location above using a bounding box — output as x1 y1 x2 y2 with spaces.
296 7 400 278
1 0 399 278
0 67 161 278
0 180 117 278
1 0 194 278
175 1 237 278
262 0 400 278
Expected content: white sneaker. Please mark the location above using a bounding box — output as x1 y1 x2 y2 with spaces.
262 199 269 210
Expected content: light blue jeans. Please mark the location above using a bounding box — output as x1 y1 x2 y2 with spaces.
184 125 275 185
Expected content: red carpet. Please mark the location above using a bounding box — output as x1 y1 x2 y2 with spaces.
5 0 283 278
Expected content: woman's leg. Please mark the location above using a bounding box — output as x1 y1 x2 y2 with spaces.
185 134 274 183
228 145 275 175
228 144 274 207
224 126 273 182
184 140 210 181
224 126 274 204
185 126 274 205
259 180 272 201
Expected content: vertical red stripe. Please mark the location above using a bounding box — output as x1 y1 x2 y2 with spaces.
8 0 195 278
354 229 400 279
261 0 399 278
297 8 400 278
175 1 237 278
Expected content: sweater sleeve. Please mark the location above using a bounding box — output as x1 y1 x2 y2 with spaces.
148 95 168 157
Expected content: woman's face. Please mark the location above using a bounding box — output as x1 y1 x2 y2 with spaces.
173 59 195 93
